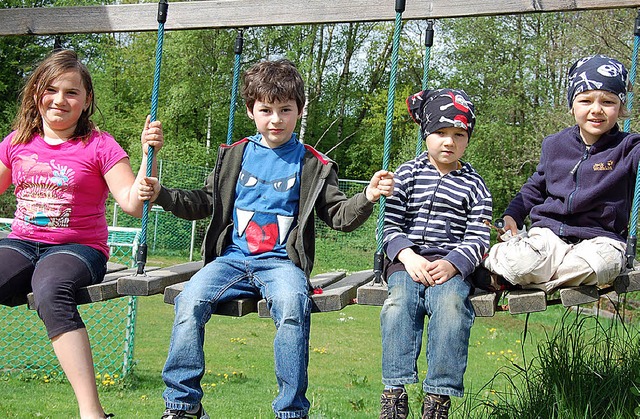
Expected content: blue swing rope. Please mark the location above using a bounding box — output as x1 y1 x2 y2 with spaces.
415 20 434 157
136 0 168 275
625 9 640 269
227 29 244 145
373 0 405 284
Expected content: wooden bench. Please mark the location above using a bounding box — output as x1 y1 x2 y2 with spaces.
164 270 376 317
356 268 640 317
19 261 203 309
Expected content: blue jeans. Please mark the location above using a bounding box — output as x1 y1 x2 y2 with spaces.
380 270 474 398
162 257 311 418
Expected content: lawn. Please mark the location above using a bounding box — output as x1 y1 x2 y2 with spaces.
0 291 578 418
1 248 638 418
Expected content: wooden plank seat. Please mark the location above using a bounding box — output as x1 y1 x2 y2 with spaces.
257 270 375 317
21 261 204 309
163 271 350 315
353 268 640 317
357 280 388 306
18 262 128 309
116 261 203 296
164 270 375 317
163 281 259 317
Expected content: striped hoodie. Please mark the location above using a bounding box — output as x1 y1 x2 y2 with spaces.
383 153 492 279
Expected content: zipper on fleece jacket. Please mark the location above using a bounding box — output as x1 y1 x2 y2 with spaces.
563 147 590 235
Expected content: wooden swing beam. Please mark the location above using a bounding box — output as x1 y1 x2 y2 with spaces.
0 0 639 37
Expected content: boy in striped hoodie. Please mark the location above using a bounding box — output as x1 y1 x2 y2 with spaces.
378 89 492 419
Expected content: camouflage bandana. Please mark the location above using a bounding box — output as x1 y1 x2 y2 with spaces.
567 55 628 107
406 88 476 140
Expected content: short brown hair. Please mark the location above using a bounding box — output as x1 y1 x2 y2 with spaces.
241 59 305 113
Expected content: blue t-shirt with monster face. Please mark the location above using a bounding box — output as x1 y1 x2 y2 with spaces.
222 133 306 259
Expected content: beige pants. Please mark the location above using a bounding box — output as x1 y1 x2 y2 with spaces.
484 227 625 293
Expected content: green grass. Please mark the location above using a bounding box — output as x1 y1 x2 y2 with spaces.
479 312 640 418
0 294 583 418
1 250 639 417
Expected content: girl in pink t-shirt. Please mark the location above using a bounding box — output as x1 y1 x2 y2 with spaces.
0 49 163 419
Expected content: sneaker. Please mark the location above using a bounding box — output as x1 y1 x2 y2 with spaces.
469 266 517 292
422 393 451 419
379 388 409 419
161 404 209 419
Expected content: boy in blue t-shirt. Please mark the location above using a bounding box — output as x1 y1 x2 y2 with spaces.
142 59 394 419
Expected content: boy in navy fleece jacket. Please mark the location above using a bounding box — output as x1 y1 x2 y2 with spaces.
483 55 640 293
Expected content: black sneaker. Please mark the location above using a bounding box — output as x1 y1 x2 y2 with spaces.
422 393 450 419
161 404 209 419
379 388 409 419
470 266 517 292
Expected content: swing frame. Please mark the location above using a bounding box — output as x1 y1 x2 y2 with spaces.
0 0 639 36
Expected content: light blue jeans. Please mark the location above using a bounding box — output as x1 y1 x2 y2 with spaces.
162 257 311 418
380 270 474 398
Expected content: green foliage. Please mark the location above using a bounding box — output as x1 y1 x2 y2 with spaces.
475 311 640 418
0 8 637 212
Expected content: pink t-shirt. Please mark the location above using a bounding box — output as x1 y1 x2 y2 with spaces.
0 130 129 257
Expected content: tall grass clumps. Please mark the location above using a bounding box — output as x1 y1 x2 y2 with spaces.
473 309 640 418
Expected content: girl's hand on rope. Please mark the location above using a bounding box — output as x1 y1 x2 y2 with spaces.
365 170 395 202
138 176 160 203
397 248 436 287
141 115 164 155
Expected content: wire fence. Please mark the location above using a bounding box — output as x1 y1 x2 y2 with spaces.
0 223 140 380
110 159 379 267
0 158 379 381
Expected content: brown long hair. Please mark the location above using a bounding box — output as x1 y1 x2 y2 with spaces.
11 49 96 145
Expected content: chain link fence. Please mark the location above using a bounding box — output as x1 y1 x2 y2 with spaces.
111 160 378 270
0 158 379 381
0 221 140 380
